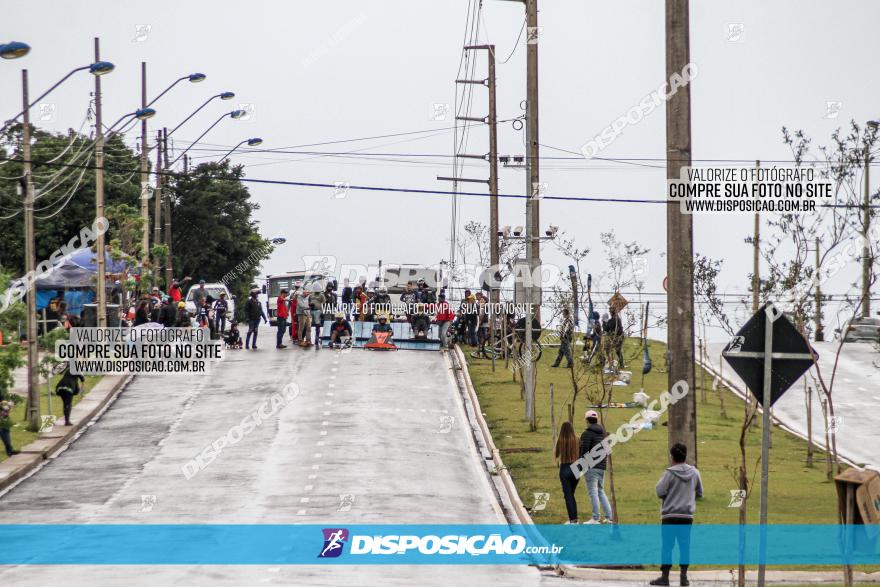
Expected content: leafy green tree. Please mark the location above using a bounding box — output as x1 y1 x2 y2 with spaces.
0 124 141 274
165 161 270 319
0 269 25 402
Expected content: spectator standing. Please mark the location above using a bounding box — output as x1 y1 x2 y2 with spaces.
308 287 326 347
55 366 85 426
296 289 312 346
650 443 703 586
341 278 353 319
0 400 20 456
579 410 614 524
213 293 229 333
603 307 625 369
555 421 581 524
244 289 267 349
435 293 455 350
552 307 575 368
275 289 289 349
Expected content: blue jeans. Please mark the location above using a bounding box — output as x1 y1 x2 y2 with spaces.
0 427 14 456
276 317 287 347
586 468 613 521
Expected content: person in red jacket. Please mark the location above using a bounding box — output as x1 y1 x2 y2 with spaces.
275 289 289 349
168 276 191 303
435 293 455 349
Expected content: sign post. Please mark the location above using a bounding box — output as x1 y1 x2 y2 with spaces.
722 303 816 587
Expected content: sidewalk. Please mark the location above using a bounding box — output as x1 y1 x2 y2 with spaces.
560 567 880 584
0 370 131 493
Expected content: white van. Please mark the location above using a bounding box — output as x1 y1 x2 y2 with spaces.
184 282 235 317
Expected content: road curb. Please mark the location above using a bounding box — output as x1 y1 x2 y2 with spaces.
453 347 873 584
0 374 133 494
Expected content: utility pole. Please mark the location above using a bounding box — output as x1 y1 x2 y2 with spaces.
665 0 697 465
752 162 760 314
488 46 499 300
154 130 163 287
526 0 541 325
140 62 151 285
862 147 871 318
94 37 107 327
815 237 824 341
21 69 40 431
163 128 173 287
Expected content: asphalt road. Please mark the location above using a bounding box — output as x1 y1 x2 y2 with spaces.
706 340 880 471
0 329 588 586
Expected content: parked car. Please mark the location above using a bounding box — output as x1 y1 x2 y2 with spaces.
838 317 880 342
184 283 235 317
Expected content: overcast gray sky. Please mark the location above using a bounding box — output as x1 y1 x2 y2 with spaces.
4 0 879 340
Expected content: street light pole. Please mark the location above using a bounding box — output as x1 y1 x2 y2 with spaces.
140 62 151 285
163 128 173 287
94 37 107 327
21 69 40 431
862 146 871 318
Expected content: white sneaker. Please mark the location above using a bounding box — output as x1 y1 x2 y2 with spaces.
563 520 578 525
583 519 601 525
602 518 615 524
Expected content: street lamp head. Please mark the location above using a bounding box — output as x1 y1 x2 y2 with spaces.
246 137 263 147
0 41 30 60
230 109 246 119
188 72 207 83
89 61 115 75
219 91 235 100
134 107 156 120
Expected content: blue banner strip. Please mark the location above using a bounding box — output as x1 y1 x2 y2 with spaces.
0 525 876 565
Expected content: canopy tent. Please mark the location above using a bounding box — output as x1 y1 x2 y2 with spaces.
22 248 129 314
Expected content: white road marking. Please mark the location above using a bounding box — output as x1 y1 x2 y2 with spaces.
304 485 314 491
311 464 320 470
320 430 327 436
323 411 331 416
300 497 309 503
322 421 329 426
308 474 317 480
313 453 322 459
317 441 325 446
297 509 306 516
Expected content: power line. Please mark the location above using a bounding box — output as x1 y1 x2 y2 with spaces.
4 154 880 209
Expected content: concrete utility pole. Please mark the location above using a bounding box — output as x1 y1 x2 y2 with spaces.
140 62 150 282
526 0 541 318
163 128 173 287
154 130 163 286
752 163 760 314
815 237 824 341
488 45 499 301
94 37 107 327
862 147 871 318
665 0 697 465
21 69 40 431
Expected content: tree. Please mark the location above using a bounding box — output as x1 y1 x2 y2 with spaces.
164 161 270 319
0 124 140 274
0 269 25 402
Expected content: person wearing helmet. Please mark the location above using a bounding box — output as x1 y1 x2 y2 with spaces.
410 303 431 339
175 301 191 327
328 312 353 348
372 286 392 321
371 313 393 334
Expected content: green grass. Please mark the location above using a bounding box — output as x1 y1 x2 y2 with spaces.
466 337 879 572
467 337 839 525
1 375 102 462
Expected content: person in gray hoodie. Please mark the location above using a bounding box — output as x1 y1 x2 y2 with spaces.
650 442 703 586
